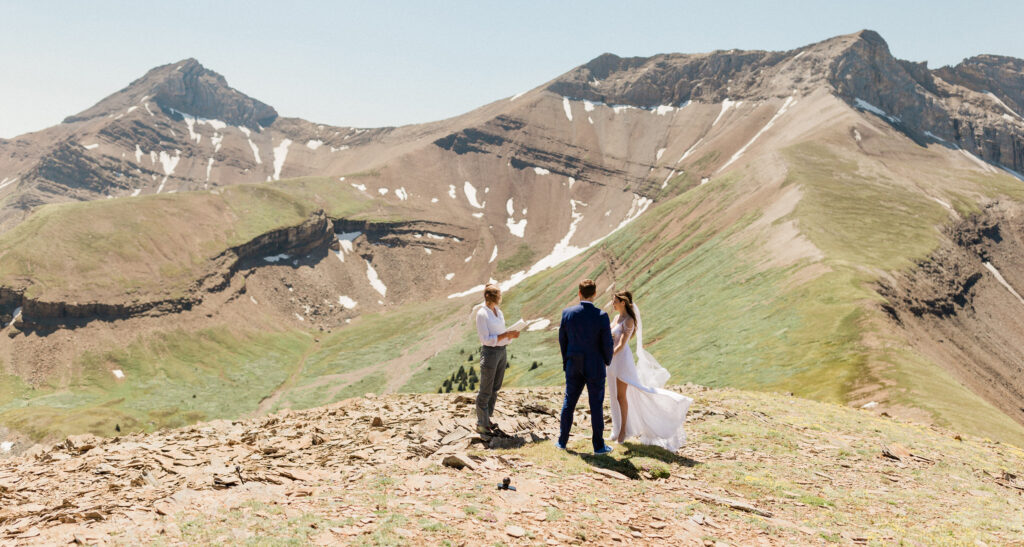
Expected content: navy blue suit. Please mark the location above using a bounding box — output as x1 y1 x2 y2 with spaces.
558 301 615 451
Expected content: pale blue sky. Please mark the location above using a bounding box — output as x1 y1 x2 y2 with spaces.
1 1 1021 138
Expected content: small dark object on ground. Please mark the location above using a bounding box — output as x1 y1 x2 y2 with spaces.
498 477 516 491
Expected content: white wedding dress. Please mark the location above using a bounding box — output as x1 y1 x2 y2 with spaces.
608 305 692 452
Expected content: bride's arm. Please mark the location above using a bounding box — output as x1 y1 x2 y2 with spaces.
612 318 635 356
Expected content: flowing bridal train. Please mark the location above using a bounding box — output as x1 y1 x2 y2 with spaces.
608 297 692 452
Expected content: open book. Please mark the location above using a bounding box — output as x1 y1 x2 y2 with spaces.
506 319 528 332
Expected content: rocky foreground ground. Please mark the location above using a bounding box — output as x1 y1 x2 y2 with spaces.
1 386 1023 546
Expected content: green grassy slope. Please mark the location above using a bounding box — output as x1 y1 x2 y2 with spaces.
5 138 1024 447
0 300 462 440
411 140 1024 445
0 177 373 300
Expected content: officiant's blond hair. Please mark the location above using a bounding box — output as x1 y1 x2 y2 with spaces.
483 284 501 305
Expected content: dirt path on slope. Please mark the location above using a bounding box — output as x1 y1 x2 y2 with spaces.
250 312 464 413
251 339 316 417
381 315 465 394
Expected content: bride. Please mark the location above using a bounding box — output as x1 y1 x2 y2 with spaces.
608 290 692 451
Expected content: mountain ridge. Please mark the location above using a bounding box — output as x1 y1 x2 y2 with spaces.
2 30 1024 452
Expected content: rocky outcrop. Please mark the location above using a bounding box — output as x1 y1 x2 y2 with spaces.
28 139 141 195
545 30 1024 173
877 202 1024 425
153 59 278 129
433 114 651 190
2 211 336 330
65 59 277 129
546 50 788 107
1 387 1021 545
935 55 1024 116
823 32 1024 172
826 31 952 136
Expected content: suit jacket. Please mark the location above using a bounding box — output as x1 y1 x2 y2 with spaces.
559 301 614 380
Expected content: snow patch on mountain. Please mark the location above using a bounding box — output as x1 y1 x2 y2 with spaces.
854 98 900 123
333 232 360 263
507 217 527 237
719 95 796 172
984 262 1024 305
661 170 677 189
985 92 1023 120
365 260 387 297
272 139 291 180
453 194 653 298
464 181 485 209
712 99 740 127
248 139 261 164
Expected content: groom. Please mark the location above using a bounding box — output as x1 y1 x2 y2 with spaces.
556 279 615 454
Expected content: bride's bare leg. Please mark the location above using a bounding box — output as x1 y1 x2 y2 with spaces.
616 379 628 443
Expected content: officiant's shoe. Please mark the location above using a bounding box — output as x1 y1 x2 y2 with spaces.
593 445 614 456
475 425 492 436
488 424 512 438
554 441 567 450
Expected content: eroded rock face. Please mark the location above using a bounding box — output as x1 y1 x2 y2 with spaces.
935 55 1024 116
546 30 1024 172
878 202 1024 425
65 59 277 129
153 60 278 129
546 50 788 107
1 210 336 329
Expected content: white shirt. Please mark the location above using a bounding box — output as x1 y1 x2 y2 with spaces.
476 304 510 347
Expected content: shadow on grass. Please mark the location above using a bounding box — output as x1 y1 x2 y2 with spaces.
621 441 701 467
568 442 702 480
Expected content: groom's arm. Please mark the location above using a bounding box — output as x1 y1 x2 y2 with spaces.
558 311 568 364
600 313 614 366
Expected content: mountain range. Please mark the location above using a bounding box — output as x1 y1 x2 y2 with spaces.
1 29 1024 449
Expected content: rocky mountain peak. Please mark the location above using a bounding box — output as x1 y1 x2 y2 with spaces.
545 30 903 110
934 54 1024 115
63 58 278 129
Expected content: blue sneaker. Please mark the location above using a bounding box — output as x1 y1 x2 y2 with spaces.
554 441 567 450
593 445 613 455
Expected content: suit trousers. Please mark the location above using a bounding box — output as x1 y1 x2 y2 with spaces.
558 361 606 451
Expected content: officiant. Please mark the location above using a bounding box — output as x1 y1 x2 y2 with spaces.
473 284 520 436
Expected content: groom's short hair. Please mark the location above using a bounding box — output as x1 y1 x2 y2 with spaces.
579 279 597 299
